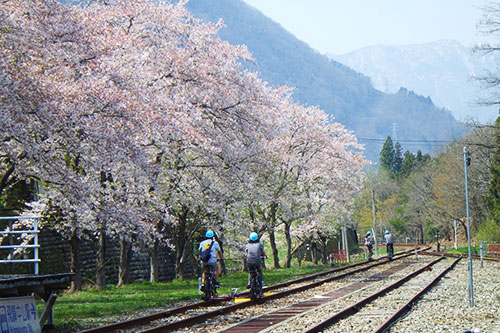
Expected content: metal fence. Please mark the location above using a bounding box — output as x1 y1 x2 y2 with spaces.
0 216 41 274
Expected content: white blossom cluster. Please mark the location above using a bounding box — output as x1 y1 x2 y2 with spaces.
0 0 367 280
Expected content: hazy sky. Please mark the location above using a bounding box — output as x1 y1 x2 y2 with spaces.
242 0 487 55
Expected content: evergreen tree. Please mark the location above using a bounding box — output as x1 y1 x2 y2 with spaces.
379 136 395 172
486 116 500 222
400 150 416 178
416 150 423 165
392 141 403 175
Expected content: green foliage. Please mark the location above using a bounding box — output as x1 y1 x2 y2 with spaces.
379 138 417 180
379 136 395 172
0 178 37 213
486 116 500 222
400 150 416 178
389 217 406 233
474 219 500 243
446 246 481 255
392 142 403 174
424 218 438 240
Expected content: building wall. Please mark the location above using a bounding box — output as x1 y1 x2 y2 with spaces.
0 228 198 284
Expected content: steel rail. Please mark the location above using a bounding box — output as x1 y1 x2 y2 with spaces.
81 260 374 333
219 262 415 333
80 260 372 333
373 256 461 333
83 248 425 333
424 251 500 262
80 302 210 333
140 251 422 332
302 256 445 333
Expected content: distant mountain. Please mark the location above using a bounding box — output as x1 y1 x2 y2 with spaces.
329 40 499 123
184 0 465 161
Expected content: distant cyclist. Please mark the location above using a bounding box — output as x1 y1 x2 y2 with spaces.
245 232 267 289
199 230 222 291
385 230 394 259
364 231 374 260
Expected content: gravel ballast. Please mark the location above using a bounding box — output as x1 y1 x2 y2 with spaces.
387 258 500 333
54 256 500 332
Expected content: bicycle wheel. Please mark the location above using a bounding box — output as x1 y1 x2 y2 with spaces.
203 272 212 301
250 272 258 300
257 273 263 297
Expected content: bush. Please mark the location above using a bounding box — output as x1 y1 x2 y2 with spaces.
474 219 500 243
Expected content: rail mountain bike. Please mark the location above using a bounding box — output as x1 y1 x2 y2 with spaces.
248 264 263 300
201 264 217 301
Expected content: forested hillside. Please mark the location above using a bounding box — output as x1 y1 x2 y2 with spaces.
185 0 465 160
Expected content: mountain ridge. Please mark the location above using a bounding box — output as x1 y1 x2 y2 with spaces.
329 40 498 123
185 0 465 161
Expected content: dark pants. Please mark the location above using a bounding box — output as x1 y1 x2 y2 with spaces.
366 245 373 259
247 263 263 285
386 243 394 258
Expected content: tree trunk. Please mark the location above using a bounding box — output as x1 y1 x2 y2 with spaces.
174 207 188 279
117 237 133 287
320 238 328 265
311 242 318 265
96 227 106 289
419 225 425 244
268 229 281 269
284 222 292 268
150 239 160 282
216 235 226 276
69 230 82 293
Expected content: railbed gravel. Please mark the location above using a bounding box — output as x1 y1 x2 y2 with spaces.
387 258 500 333
260 257 500 333
52 255 500 332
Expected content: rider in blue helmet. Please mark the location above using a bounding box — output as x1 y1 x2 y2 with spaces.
384 230 394 259
364 231 374 260
198 230 222 290
245 232 267 288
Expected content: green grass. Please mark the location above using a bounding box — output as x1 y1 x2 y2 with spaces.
446 246 482 255
43 263 334 328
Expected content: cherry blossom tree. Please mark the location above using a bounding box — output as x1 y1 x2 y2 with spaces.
2 0 368 284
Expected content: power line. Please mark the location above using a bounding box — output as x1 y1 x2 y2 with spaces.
357 138 453 145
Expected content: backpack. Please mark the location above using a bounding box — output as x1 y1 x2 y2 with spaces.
200 241 214 263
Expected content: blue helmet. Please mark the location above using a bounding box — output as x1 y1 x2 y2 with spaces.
249 232 258 241
366 231 371 235
205 230 214 238
385 230 390 234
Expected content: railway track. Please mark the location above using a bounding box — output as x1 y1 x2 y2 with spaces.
424 250 500 262
83 248 426 332
299 256 461 333
218 261 416 332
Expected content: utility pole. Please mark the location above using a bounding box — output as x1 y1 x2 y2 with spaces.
342 222 350 262
371 190 379 257
435 230 441 252
463 147 474 307
453 220 457 249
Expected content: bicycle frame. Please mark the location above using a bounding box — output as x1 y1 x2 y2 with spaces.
202 264 216 300
248 265 262 300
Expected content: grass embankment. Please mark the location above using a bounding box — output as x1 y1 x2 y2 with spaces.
43 263 333 327
446 245 489 255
